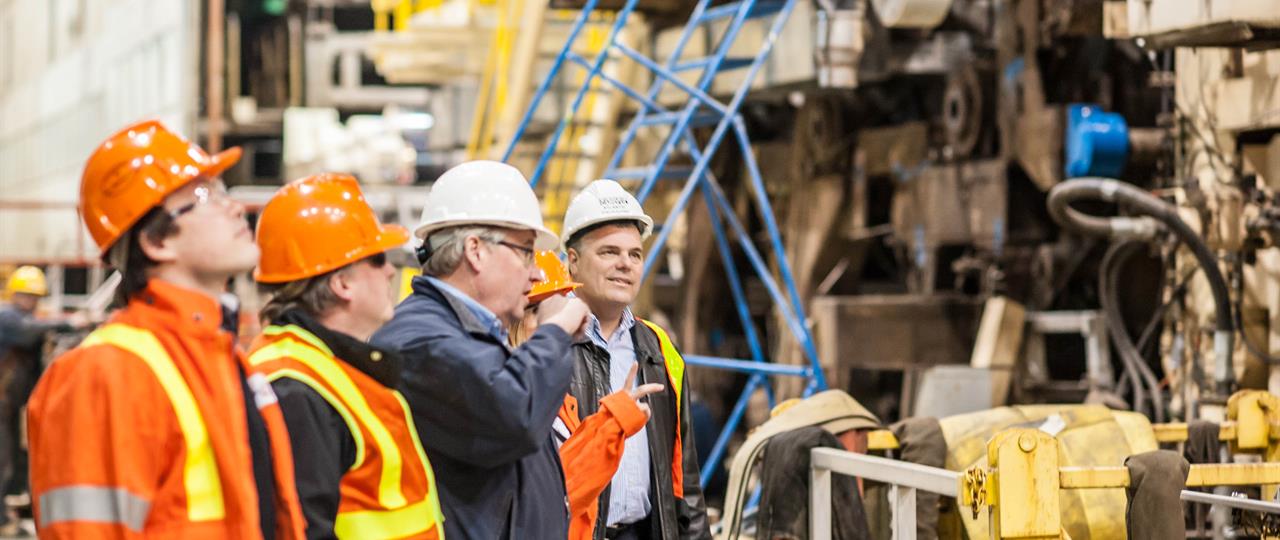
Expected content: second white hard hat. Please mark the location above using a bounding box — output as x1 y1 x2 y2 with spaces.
415 160 558 251
561 179 653 248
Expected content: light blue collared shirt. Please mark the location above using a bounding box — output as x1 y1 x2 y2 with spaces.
425 276 508 343
588 308 652 525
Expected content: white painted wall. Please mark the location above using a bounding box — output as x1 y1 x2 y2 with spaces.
0 0 200 262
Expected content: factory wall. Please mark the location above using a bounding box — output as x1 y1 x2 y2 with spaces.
0 0 200 262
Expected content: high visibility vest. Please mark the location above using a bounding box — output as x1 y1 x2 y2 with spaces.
79 324 227 520
637 319 687 496
248 324 444 540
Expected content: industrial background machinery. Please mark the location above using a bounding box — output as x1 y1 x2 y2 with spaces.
597 0 1280 432
7 0 1280 536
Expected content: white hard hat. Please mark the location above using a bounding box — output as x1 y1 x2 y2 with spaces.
561 179 654 248
415 160 558 251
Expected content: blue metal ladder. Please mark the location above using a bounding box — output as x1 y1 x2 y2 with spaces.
503 0 827 487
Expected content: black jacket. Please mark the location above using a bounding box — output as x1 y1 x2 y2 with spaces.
372 277 573 540
567 321 711 540
757 427 869 540
261 310 401 540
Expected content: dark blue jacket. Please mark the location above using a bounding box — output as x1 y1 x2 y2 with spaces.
371 277 572 540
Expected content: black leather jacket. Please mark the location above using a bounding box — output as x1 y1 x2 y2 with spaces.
567 320 712 540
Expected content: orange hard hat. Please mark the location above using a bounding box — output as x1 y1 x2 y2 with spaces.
528 250 581 304
254 173 409 283
80 119 242 255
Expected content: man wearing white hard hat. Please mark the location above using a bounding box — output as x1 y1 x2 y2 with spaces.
561 180 711 540
372 160 590 539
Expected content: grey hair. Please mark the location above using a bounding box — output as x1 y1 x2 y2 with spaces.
421 226 507 277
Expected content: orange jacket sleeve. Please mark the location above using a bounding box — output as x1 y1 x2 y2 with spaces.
28 345 175 540
559 390 648 533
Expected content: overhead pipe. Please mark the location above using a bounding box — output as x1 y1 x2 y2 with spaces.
1048 177 1235 395
207 0 225 152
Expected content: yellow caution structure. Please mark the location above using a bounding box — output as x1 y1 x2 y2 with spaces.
955 391 1280 539
810 391 1280 539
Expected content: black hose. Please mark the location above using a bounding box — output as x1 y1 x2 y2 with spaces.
1049 178 1236 394
1114 368 1132 409
1099 240 1165 422
1135 268 1196 355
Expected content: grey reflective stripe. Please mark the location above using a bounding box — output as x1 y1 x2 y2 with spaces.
40 486 151 532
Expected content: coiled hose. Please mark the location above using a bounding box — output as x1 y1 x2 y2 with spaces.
1048 177 1235 395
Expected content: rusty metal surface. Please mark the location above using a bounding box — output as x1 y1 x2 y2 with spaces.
890 158 1008 250
812 293 983 374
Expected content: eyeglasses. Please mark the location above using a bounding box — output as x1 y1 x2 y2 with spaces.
488 239 536 267
364 252 389 268
167 180 233 220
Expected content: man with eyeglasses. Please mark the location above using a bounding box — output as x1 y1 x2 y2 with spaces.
27 120 307 538
372 160 590 539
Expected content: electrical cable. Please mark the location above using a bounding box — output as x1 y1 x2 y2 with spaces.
1100 240 1165 422
1049 178 1235 395
1135 267 1196 356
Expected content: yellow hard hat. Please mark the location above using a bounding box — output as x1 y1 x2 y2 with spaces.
6 266 48 297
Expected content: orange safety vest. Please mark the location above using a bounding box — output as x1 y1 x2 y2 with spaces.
28 279 306 539
248 324 444 540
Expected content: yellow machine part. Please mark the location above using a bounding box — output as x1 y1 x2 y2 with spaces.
936 404 1158 539
398 266 421 302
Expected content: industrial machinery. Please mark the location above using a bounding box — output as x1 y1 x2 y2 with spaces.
504 2 1280 535
622 0 1280 429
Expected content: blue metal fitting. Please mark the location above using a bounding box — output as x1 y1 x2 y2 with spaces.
1065 104 1129 179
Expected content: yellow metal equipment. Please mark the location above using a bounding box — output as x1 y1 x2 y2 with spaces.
465 7 629 233
398 267 421 302
944 407 1149 538
858 392 1280 538
466 0 527 159
951 390 1280 539
372 0 493 31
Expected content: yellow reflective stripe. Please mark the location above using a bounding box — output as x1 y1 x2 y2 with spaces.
333 498 440 539
393 390 445 527
80 324 225 522
639 319 684 415
262 324 334 357
252 329 408 509
259 367 368 469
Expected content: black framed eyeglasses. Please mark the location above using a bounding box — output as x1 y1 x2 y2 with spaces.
364 252 389 268
489 240 536 266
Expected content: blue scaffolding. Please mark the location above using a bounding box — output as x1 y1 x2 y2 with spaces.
503 0 827 486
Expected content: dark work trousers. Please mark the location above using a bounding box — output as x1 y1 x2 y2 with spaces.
0 352 39 524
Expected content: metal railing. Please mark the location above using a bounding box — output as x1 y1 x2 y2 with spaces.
809 446 1280 540
810 448 958 540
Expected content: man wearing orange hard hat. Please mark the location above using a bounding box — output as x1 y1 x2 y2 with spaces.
27 120 306 539
247 173 444 540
